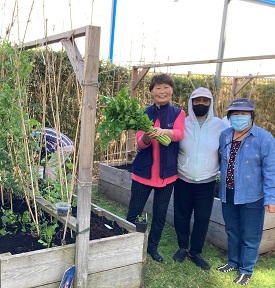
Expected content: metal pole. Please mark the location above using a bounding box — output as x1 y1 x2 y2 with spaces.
215 0 231 93
239 0 275 8
109 0 117 63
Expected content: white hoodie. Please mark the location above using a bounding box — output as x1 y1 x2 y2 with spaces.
177 88 229 182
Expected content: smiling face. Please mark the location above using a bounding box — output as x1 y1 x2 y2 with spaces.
150 83 173 106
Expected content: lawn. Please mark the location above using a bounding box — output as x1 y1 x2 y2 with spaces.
91 185 275 288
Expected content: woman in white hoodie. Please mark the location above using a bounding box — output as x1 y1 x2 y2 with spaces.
172 87 228 270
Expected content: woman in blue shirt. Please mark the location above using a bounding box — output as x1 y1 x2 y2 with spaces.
217 98 275 286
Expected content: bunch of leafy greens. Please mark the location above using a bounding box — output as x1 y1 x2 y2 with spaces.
97 88 171 150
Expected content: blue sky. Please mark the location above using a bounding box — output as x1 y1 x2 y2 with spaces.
1 0 275 76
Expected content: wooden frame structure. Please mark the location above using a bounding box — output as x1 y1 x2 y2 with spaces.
129 53 275 98
22 25 100 287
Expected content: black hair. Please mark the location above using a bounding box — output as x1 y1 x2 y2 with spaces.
149 74 174 92
227 110 255 120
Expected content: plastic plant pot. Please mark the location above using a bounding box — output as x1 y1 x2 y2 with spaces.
55 202 70 217
135 213 148 233
135 221 148 233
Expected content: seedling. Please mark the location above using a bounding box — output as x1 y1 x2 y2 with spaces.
136 213 148 223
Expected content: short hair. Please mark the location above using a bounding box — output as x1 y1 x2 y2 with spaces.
149 74 174 92
227 110 255 120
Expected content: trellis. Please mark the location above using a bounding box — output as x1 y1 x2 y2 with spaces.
21 25 100 288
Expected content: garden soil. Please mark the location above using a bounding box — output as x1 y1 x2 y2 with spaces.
0 198 127 255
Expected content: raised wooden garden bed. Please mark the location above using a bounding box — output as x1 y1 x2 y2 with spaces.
0 198 147 288
98 162 275 254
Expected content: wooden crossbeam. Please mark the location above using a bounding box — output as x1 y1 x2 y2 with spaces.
133 54 275 69
19 26 88 49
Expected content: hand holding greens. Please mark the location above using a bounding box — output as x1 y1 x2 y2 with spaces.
97 88 171 150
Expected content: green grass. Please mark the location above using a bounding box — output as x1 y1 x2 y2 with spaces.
91 186 275 288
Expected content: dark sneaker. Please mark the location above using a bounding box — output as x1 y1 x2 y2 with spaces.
172 248 188 262
217 263 238 273
188 253 210 270
147 248 163 263
233 274 252 286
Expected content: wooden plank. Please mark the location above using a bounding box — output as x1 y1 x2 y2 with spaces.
206 221 228 251
98 163 132 190
33 263 146 288
0 253 11 257
75 25 101 288
234 74 275 79
133 54 275 69
131 67 150 91
61 38 84 86
209 198 225 225
98 179 131 207
263 213 275 230
233 78 253 96
87 233 145 273
91 203 136 232
260 229 275 254
87 263 143 288
35 197 77 230
20 26 87 49
0 244 75 288
210 198 275 230
0 231 146 288
206 222 275 254
36 194 135 233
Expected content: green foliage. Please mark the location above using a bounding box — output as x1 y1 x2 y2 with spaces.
38 218 59 248
0 207 19 235
0 202 62 249
98 88 171 150
38 162 76 205
0 207 32 235
26 49 79 139
0 41 38 196
20 210 32 232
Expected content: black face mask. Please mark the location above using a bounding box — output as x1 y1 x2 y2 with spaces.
193 104 209 117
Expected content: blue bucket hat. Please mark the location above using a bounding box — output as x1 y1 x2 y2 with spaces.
226 98 255 112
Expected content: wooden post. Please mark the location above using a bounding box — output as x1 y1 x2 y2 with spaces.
75 25 100 287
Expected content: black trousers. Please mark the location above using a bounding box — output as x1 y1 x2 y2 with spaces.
174 178 216 255
127 180 174 251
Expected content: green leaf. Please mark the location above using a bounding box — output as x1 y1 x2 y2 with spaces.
98 88 154 151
